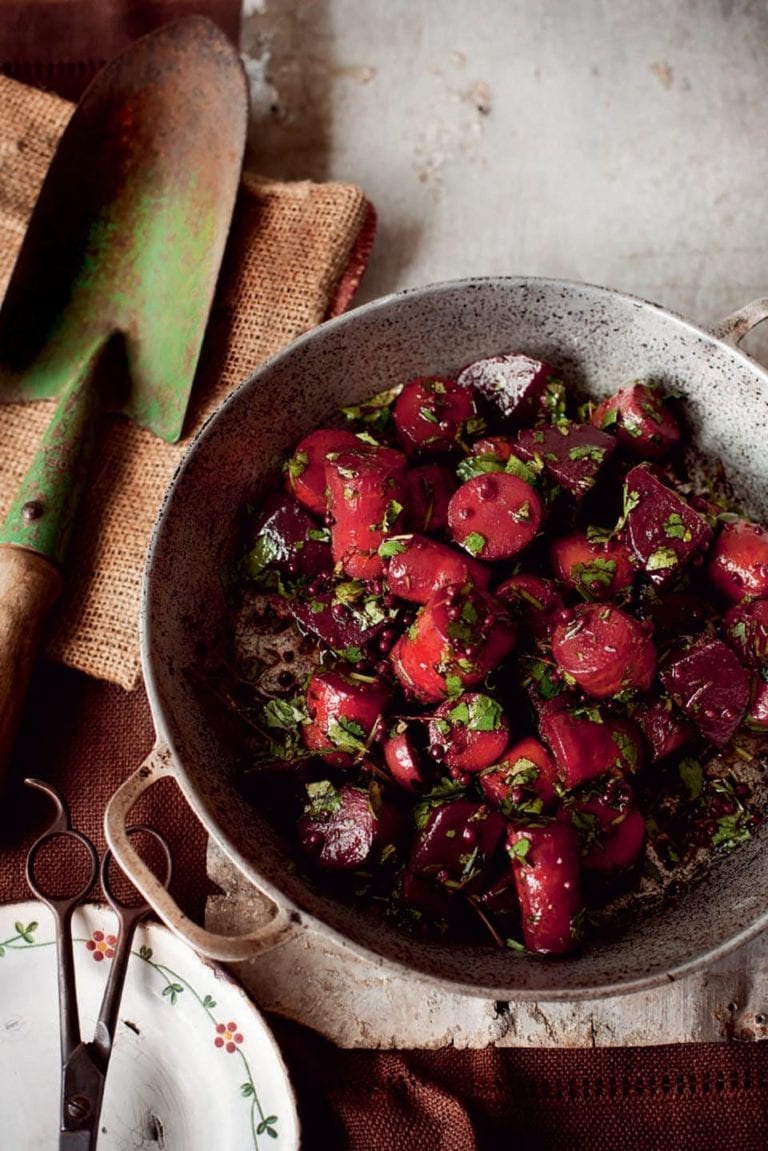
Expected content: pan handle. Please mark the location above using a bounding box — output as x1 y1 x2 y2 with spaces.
104 742 300 962
710 297 768 347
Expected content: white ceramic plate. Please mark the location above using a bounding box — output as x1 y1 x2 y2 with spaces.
0 901 299 1149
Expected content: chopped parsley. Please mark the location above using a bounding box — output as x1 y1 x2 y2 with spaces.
463 531 487 557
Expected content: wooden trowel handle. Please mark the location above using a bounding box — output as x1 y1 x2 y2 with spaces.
0 545 63 776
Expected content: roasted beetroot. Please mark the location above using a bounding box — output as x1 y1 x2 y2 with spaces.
457 353 562 424
284 427 361 516
390 583 517 703
591 381 681 460
539 706 643 788
298 782 399 870
551 603 657 699
405 463 457 533
707 519 768 603
302 669 390 766
477 736 558 814
507 823 584 955
620 465 712 585
724 598 768 668
516 422 616 501
288 575 389 658
660 638 750 748
394 376 480 455
325 444 408 579
427 692 510 774
631 693 694 763
383 533 491 603
447 472 543 561
383 724 430 792
550 533 635 601
246 494 333 581
495 574 566 639
233 344 768 962
410 800 506 891
563 788 646 873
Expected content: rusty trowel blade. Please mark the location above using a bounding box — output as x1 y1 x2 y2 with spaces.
0 16 248 442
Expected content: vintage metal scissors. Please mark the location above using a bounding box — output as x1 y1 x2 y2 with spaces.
24 778 172 1150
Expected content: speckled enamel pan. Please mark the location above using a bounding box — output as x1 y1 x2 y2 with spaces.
105 277 768 1001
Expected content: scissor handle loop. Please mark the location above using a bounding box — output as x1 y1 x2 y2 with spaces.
25 827 99 910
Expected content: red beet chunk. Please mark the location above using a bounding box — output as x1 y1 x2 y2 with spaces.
507 823 584 955
428 692 510 774
724 599 768 668
620 465 713 585
495 574 565 640
592 382 681 460
398 868 466 924
390 583 517 703
746 677 768 732
288 576 387 656
383 534 491 603
708 519 768 603
631 693 694 763
550 533 635 601
565 794 646 872
551 603 657 700
516 422 616 501
447 472 542 561
284 427 361 516
472 863 521 918
636 587 713 637
410 800 506 890
298 783 395 870
468 434 519 461
247 494 333 581
383 725 430 792
405 464 457 533
302 669 391 766
456 353 560 424
660 638 750 748
539 707 643 789
478 736 558 814
325 444 408 579
394 375 480 455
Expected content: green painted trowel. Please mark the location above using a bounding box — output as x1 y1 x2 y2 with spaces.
0 16 248 774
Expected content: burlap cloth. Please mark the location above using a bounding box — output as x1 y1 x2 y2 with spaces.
0 72 374 690
1 29 767 1151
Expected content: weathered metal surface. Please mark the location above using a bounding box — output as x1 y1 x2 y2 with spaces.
0 16 248 560
207 839 768 1049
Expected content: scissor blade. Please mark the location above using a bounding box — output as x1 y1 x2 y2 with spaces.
60 1130 95 1150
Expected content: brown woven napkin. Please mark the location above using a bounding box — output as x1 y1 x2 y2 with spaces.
0 74 374 690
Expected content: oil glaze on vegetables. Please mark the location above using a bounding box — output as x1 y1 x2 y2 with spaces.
228 356 768 958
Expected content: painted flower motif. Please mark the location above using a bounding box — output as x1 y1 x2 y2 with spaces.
86 930 117 961
214 1021 244 1053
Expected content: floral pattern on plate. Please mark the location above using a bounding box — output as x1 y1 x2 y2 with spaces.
0 902 299 1150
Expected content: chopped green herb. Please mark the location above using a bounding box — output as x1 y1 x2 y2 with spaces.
678 756 704 800
413 778 468 830
663 512 692 542
572 557 616 593
569 444 605 463
378 537 409 558
646 546 679 572
419 406 440 424
307 526 331 542
285 449 309 483
507 836 532 863
599 406 619 430
304 780 342 816
328 717 369 755
463 531 487 557
448 693 503 732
